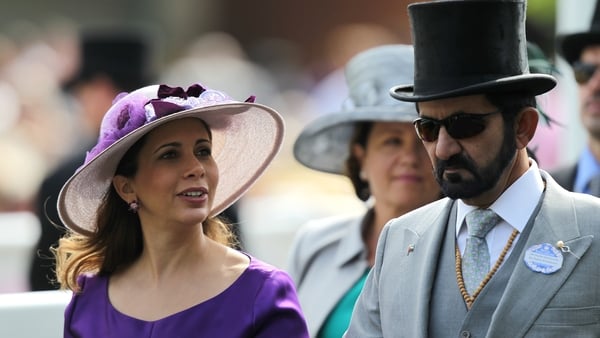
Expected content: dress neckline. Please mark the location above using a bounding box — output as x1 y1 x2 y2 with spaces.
105 253 254 323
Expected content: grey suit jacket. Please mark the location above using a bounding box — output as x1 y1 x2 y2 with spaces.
345 170 600 337
287 213 369 337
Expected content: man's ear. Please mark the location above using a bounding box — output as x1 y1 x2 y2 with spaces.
515 107 539 149
112 175 134 202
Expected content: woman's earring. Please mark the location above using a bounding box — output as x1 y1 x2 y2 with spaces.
128 200 139 213
359 170 367 181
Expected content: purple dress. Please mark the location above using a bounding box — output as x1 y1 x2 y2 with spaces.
64 256 309 337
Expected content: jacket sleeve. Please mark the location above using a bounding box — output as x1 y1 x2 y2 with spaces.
286 225 306 285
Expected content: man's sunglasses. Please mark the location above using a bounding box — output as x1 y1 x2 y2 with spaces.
573 61 600 84
413 111 502 142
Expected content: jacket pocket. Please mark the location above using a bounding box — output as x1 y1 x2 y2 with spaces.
534 306 600 326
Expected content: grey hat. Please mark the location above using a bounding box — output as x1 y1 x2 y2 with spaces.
294 44 418 175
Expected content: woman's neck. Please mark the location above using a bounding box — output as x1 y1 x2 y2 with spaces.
134 226 211 284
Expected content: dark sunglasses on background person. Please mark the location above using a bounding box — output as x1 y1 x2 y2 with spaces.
413 110 502 142
573 61 600 84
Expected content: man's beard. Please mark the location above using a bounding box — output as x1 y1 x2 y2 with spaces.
433 126 517 199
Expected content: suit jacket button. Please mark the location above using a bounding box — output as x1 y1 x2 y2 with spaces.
460 331 471 338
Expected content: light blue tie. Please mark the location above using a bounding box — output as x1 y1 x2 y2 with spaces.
462 209 502 295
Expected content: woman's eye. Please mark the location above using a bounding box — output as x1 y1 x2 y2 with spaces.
384 137 402 146
159 150 178 159
196 148 211 157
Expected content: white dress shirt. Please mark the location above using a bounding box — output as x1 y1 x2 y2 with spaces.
456 159 545 267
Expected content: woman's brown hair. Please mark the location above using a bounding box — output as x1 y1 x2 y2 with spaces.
345 121 373 201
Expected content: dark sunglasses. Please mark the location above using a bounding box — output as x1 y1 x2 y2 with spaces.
413 110 502 142
573 61 600 84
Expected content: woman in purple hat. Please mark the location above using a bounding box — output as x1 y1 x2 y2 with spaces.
53 83 309 337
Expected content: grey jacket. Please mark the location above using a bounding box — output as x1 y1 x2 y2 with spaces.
345 170 600 337
287 213 369 337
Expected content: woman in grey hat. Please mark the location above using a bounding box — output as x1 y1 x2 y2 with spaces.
286 44 442 338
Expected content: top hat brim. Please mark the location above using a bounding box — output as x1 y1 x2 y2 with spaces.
391 74 557 103
559 32 600 65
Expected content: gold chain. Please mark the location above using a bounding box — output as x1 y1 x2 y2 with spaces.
455 229 519 309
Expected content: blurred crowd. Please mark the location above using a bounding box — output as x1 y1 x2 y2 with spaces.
0 18 413 292
0 11 574 293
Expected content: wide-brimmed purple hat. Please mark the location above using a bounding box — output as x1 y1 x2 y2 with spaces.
58 83 284 235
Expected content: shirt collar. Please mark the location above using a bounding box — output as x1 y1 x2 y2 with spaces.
456 159 544 236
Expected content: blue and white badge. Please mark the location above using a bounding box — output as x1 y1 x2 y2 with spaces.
524 243 563 274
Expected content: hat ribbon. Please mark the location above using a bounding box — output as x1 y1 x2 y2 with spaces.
83 84 256 165
146 84 256 121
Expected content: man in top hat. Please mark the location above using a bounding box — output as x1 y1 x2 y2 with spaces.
344 1 600 337
29 30 153 290
552 1 600 197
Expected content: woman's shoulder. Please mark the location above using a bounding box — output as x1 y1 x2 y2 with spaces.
245 255 287 276
293 213 363 247
65 273 108 320
237 256 309 336
75 273 105 293
238 255 294 288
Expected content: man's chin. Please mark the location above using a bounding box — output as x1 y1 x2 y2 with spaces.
440 177 482 200
443 170 470 184
442 186 479 200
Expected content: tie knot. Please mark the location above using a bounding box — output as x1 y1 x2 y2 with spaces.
466 209 501 238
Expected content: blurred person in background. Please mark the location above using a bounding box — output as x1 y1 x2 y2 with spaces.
286 44 442 338
54 83 308 337
0 20 80 169
525 40 561 163
0 20 78 293
0 136 45 293
29 30 154 290
0 137 46 213
553 0 600 197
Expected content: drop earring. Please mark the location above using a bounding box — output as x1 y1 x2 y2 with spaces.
128 200 139 213
359 170 367 181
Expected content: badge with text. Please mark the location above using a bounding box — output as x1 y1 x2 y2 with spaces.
523 243 563 274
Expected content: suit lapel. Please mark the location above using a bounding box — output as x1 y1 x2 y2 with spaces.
395 199 456 337
487 176 593 337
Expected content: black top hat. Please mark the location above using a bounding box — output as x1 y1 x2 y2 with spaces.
559 0 600 65
64 31 152 92
392 0 557 102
